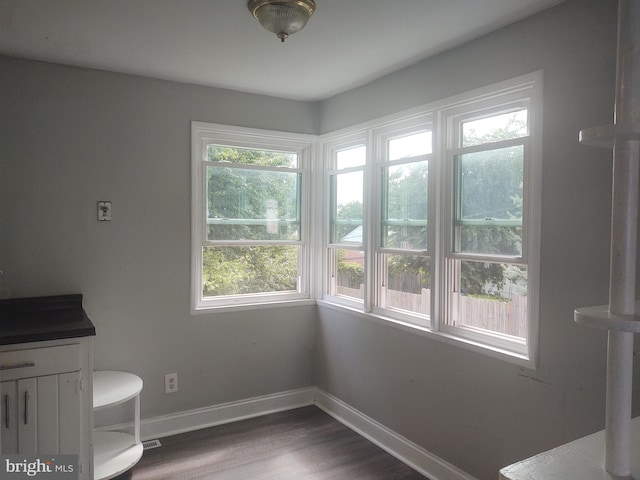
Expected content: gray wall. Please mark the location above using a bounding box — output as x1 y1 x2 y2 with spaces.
0 57 318 417
0 1 634 479
316 1 634 479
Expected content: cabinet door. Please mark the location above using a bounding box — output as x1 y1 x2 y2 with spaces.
1 380 18 453
36 375 60 453
58 372 81 454
17 377 37 453
2 374 80 454
34 373 81 454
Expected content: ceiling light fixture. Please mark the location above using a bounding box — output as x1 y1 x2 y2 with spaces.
248 0 316 43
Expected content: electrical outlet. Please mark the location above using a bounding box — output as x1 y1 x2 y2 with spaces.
165 373 178 394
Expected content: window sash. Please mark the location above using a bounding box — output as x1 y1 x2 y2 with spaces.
201 245 302 298
372 251 431 325
380 160 429 251
206 144 299 168
327 246 366 302
205 164 302 242
329 169 364 246
449 138 530 263
460 108 528 148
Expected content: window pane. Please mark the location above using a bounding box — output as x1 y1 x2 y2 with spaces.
462 110 527 147
207 145 297 168
449 260 527 338
331 248 365 300
206 166 300 241
330 170 363 244
389 131 432 160
202 246 299 297
378 254 430 316
455 145 523 255
336 145 365 169
381 161 428 250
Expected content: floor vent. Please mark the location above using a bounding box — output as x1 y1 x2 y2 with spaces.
142 439 162 450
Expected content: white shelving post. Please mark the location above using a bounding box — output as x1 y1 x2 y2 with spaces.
574 0 640 477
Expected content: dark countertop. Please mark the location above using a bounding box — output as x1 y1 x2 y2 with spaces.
0 294 96 346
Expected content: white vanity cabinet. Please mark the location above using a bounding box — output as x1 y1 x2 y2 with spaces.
0 294 96 480
0 338 94 479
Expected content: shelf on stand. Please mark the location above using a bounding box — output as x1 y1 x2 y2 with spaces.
93 371 143 480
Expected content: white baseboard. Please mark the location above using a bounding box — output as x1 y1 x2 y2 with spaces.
131 386 475 480
314 389 478 480
140 387 316 440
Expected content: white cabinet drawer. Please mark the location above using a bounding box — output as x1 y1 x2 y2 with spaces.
0 344 80 381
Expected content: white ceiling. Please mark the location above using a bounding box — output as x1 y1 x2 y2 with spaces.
0 0 563 101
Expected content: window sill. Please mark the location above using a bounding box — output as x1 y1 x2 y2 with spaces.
316 300 536 370
192 298 316 315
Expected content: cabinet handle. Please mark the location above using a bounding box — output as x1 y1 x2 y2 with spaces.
0 362 35 371
23 391 29 425
4 394 8 429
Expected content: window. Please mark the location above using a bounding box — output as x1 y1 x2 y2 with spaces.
325 134 367 304
373 121 432 326
191 122 314 311
320 72 542 366
191 73 541 365
442 100 534 357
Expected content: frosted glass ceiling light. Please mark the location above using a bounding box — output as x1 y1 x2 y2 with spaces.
248 0 316 42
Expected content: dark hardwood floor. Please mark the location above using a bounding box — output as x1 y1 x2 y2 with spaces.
115 406 428 480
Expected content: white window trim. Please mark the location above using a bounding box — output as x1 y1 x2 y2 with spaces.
191 121 315 313
317 71 542 369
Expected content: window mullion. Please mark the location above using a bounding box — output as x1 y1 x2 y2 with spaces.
363 129 376 313
432 111 447 333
